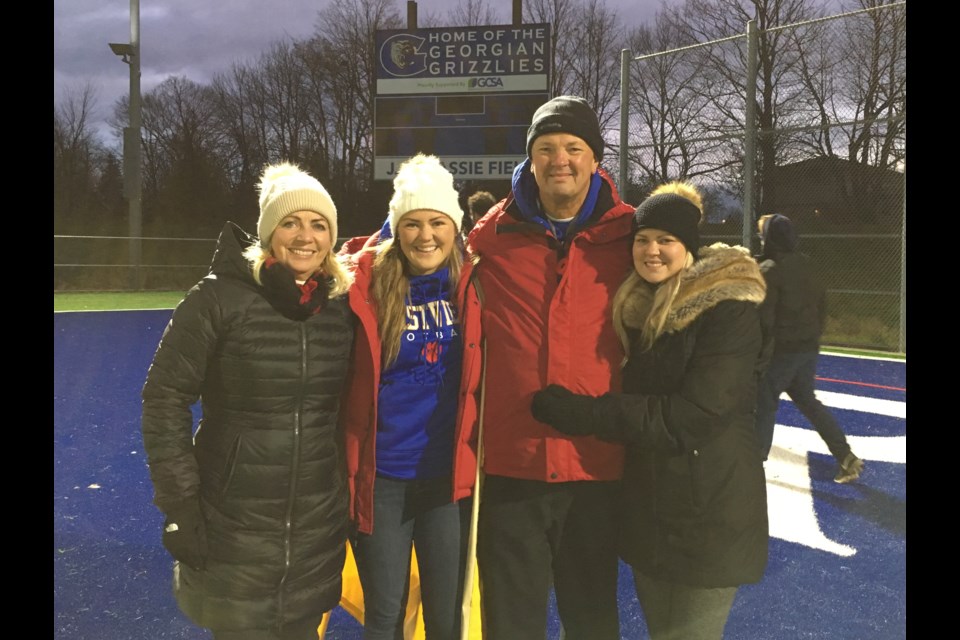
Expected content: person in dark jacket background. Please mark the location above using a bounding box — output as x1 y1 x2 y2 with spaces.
532 182 769 640
342 154 475 640
754 213 864 483
141 162 355 639
461 189 497 237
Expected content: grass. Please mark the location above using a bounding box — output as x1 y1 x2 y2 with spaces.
822 345 905 360
54 290 187 312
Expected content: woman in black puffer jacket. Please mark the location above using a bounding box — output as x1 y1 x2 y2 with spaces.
141 162 355 639
532 182 769 640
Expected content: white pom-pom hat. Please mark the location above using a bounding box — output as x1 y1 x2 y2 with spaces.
388 154 463 235
257 162 338 247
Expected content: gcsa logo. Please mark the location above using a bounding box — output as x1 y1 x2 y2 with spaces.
468 77 504 89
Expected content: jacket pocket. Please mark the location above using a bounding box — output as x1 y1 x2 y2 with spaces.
657 452 701 519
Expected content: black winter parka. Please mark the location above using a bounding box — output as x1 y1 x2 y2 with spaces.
141 222 355 631
592 244 770 588
757 214 826 354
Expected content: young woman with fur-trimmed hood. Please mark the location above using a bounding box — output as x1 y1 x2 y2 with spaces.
531 182 769 640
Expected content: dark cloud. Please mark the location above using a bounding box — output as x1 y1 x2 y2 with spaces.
55 0 648 145
55 0 329 143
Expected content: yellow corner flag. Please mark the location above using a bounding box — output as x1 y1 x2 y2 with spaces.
318 541 483 639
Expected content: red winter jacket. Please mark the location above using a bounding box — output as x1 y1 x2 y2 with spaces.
465 168 635 482
341 242 481 534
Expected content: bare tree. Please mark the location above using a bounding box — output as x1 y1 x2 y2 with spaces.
626 9 737 188
134 76 230 235
786 0 905 224
55 83 104 232
255 41 316 163
303 0 402 233
784 18 840 160
672 0 827 214
523 0 579 96
566 0 626 136
299 35 358 181
208 43 317 191
835 0 905 170
210 61 270 191
55 83 100 158
448 0 503 26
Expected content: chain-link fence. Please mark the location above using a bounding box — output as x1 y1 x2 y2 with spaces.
53 234 358 293
617 2 906 353
54 235 216 293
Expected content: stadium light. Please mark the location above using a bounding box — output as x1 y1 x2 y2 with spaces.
107 0 142 291
108 42 133 63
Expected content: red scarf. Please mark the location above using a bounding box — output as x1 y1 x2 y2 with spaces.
260 256 330 319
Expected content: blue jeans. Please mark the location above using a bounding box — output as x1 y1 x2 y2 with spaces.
755 351 851 462
352 475 469 640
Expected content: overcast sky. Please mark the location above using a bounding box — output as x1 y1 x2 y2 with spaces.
54 0 660 145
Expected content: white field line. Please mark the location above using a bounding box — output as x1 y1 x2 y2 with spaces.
766 390 905 557
781 389 905 419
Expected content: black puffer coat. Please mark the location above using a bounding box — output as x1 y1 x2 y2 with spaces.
141 222 354 631
757 213 826 353
592 244 769 588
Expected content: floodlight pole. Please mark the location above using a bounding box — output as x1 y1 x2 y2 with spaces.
742 20 759 250
110 0 142 290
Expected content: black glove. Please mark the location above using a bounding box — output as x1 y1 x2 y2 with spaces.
162 498 207 570
531 384 599 437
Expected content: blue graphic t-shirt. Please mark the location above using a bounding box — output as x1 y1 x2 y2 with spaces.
376 266 463 480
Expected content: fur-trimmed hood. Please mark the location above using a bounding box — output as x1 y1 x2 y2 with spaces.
623 242 766 335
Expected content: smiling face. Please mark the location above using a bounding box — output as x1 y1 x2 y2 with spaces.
268 210 332 280
396 209 458 276
632 228 688 284
529 132 599 216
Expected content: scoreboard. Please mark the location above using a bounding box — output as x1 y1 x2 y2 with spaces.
374 23 551 180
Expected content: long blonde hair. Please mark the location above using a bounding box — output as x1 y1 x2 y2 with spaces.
243 243 353 297
370 238 463 367
611 180 702 358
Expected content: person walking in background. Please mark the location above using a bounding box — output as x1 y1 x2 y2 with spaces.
341 154 479 640
754 213 864 483
465 95 635 639
461 190 497 237
141 162 355 639
531 182 769 640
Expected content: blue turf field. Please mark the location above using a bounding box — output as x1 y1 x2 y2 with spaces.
53 310 906 639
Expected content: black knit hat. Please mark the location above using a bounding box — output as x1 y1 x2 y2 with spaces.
526 96 604 159
632 193 702 258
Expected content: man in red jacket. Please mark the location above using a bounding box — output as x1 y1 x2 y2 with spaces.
465 96 635 639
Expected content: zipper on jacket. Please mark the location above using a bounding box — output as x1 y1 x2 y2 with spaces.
276 323 307 631
219 433 242 501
